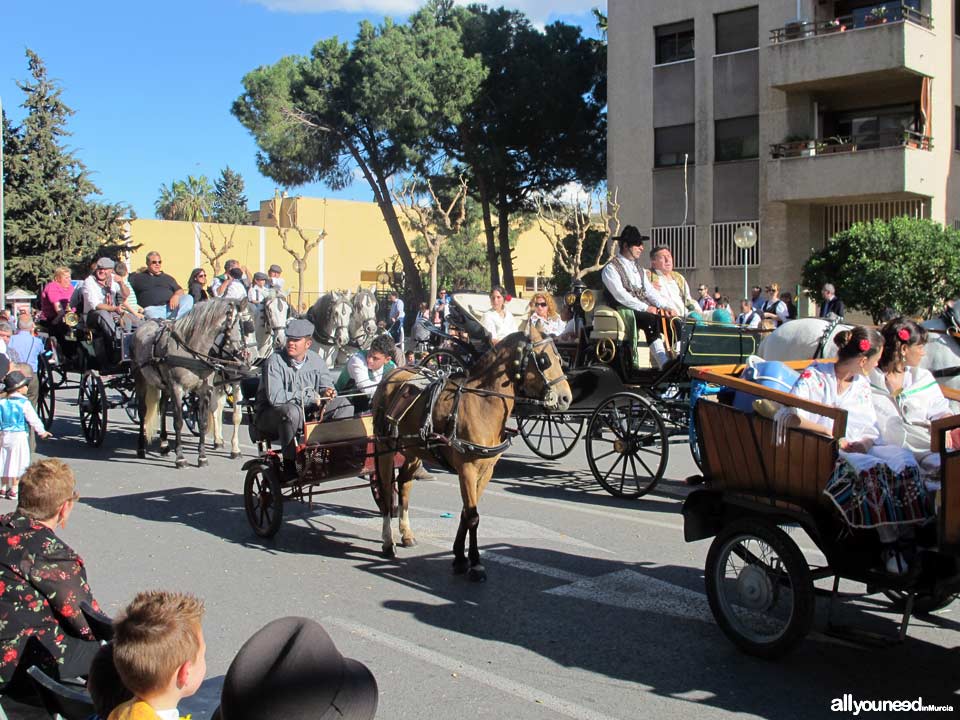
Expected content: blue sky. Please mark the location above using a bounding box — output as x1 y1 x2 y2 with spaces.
0 0 604 219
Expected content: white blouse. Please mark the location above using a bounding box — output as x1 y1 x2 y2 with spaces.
482 309 519 341
528 313 564 336
870 366 951 468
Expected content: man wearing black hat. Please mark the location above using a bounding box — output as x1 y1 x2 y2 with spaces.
214 617 378 720
601 225 671 368
255 318 353 479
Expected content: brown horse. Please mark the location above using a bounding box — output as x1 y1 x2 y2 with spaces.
371 324 572 581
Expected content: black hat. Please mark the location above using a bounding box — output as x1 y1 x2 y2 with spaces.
285 319 315 340
216 617 378 720
4 370 29 393
616 225 648 247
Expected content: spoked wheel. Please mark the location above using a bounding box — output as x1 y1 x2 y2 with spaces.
882 588 959 615
421 350 467 376
244 464 284 538
182 394 200 437
585 392 668 498
124 396 139 423
519 414 584 460
78 371 108 447
705 518 815 659
36 354 56 431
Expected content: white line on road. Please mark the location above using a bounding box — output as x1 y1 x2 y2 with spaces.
324 616 626 720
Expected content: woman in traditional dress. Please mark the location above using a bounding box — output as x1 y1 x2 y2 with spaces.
775 326 925 575
526 293 564 336
481 286 518 345
870 317 953 482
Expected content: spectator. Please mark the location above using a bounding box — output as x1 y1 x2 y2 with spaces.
410 302 432 354
129 252 193 321
267 264 284 291
0 371 52 499
0 321 18 363
750 285 764 311
718 296 733 314
432 289 450 332
187 268 211 304
109 591 206 720
88 644 134 720
387 291 405 347
248 272 269 307
214 617 378 720
736 299 761 329
761 283 789 328
696 284 716 311
781 291 798 321
819 283 845 319
213 259 249 301
38 266 75 324
0 459 100 692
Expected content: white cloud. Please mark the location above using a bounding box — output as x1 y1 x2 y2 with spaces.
252 0 605 24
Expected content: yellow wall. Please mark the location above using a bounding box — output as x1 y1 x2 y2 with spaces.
127 196 558 309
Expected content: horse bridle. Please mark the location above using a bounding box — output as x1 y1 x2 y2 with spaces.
315 297 352 346
509 335 567 402
209 303 250 370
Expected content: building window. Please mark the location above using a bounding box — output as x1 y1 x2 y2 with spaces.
715 116 759 162
655 124 695 167
655 20 694 64
956 106 960 151
715 6 758 54
956 0 960 35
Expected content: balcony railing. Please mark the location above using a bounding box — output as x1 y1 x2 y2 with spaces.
770 130 932 159
770 2 932 43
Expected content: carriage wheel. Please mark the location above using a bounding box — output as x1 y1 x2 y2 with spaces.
705 518 815 659
182 394 200 437
36 354 56 431
421 350 467 376
519 415 584 460
79 371 108 447
882 588 958 615
244 464 284 538
585 392 668 498
124 396 139 423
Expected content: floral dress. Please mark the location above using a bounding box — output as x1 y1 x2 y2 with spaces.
0 512 99 687
785 363 927 529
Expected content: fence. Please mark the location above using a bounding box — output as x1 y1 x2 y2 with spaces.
711 220 760 268
823 199 928 243
650 225 696 269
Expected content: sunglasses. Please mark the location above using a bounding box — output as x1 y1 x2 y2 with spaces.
535 302 548 307
149 260 162 265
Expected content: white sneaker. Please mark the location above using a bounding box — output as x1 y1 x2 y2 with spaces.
883 549 908 576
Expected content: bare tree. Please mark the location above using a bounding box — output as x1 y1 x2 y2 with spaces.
535 186 621 281
268 191 326 312
392 175 469 304
196 223 238 276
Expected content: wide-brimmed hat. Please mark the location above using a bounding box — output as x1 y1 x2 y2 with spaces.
285 318 315 340
616 225 648 247
4 370 29 393
215 617 378 720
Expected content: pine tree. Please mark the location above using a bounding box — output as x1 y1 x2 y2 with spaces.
212 166 250 225
2 50 129 292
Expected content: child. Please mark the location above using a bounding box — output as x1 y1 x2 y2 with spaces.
248 272 269 307
0 371 52 500
109 591 206 720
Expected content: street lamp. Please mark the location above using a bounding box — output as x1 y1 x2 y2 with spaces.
733 225 757 300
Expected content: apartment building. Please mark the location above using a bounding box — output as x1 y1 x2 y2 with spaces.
608 0 958 304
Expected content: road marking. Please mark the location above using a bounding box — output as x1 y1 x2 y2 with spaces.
325 617 626 720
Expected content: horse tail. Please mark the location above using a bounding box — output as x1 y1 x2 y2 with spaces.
142 383 163 442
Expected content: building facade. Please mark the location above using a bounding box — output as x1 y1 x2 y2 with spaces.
609 0 958 309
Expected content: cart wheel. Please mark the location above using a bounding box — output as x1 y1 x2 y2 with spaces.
182 394 200 437
79 371 108 447
124 396 139 423
705 517 815 659
882 588 958 615
244 464 284 538
585 392 668 498
519 414 584 460
37 354 56 431
421 350 467 376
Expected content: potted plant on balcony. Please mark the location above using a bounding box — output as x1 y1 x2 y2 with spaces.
865 5 888 25
823 18 847 33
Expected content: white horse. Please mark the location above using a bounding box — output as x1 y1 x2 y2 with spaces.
758 317 960 393
349 288 379 352
306 291 353 366
209 292 290 458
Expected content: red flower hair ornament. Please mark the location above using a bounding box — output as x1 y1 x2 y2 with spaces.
858 339 871 352
897 328 910 342
505 294 513 302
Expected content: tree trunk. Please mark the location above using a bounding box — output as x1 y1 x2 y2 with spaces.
372 173 425 304
429 250 439 309
477 176 500 289
497 197 516 295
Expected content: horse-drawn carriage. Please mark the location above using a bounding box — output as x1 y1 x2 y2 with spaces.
684 361 960 658
422 287 765 498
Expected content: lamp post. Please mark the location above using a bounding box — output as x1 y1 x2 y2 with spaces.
1 93 5 305
733 225 757 300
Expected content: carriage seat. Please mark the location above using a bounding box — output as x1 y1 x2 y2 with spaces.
589 304 652 369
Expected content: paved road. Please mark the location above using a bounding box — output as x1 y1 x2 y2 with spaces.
8 391 959 719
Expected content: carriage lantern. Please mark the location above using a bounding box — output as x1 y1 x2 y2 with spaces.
565 279 595 321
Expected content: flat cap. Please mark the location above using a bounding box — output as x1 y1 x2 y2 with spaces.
95 257 116 270
285 318 315 340
268 264 283 274
253 271 268 282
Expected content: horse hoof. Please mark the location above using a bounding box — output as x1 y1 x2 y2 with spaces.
213 442 223 450
159 446 171 456
401 536 417 548
229 451 241 460
452 557 468 575
468 564 487 583
175 459 187 469
137 450 146 459
198 458 209 468
381 544 396 559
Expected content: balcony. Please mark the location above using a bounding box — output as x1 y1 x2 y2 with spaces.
766 132 934 204
767 2 936 92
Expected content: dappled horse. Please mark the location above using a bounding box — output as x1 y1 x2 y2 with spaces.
306 291 353 366
349 289 379 351
371 324 572 581
758 316 960 392
209 291 290 458
132 298 250 468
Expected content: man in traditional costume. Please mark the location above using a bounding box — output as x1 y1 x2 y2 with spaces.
646 246 699 318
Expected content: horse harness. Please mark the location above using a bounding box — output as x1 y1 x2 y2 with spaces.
138 310 250 382
813 316 842 359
